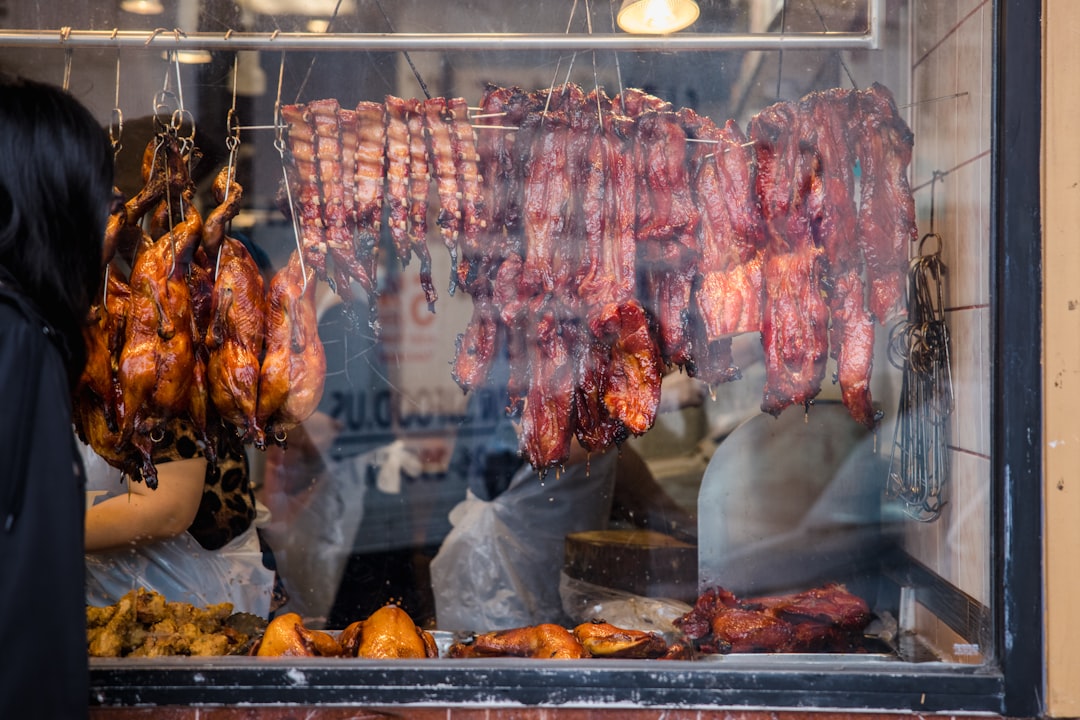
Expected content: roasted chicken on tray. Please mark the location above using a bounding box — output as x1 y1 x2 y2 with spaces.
253 612 343 657
338 605 439 659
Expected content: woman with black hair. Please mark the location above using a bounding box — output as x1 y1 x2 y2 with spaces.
0 74 115 719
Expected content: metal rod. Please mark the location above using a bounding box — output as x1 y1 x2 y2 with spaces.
0 29 881 53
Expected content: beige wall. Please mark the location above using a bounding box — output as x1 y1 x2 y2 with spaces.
1043 0 1080 716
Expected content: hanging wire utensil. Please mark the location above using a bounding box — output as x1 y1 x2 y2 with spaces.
886 227 954 522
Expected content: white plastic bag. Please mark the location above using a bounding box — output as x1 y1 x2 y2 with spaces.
429 449 618 632
85 524 274 617
258 448 376 623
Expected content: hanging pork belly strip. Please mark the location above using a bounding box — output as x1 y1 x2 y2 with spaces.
309 98 362 310
384 95 413 268
280 103 328 278
353 101 387 302
423 97 464 295
447 96 485 290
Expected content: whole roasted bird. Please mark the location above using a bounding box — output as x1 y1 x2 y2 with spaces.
338 605 438 659
117 171 206 488
202 169 266 443
255 250 325 449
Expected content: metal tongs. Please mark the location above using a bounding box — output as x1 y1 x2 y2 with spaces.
886 232 954 521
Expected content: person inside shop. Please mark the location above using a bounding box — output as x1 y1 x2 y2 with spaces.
256 273 401 626
429 347 703 633
257 255 473 630
82 419 277 618
0 73 115 720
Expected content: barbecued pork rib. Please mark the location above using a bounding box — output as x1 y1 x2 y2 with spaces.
854 82 916 324
281 103 328 279
750 100 829 416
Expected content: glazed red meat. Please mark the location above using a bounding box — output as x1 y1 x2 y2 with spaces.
799 89 879 428
853 83 917 323
750 101 829 416
676 584 871 654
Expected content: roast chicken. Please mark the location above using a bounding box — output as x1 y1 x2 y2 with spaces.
253 612 342 657
449 623 588 659
571 620 671 659
338 605 438 659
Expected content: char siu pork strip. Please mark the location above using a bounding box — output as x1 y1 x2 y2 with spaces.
476 84 517 240
574 323 627 452
634 109 700 244
404 98 437 310
854 82 916 323
575 115 663 439
384 96 412 268
424 97 463 294
613 87 673 117
799 89 879 428
628 104 700 369
593 300 663 436
520 108 571 299
451 294 500 393
686 112 765 339
577 115 636 314
520 307 576 471
750 101 829 416
281 103 328 279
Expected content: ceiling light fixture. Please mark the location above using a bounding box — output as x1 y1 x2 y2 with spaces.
617 0 700 34
161 49 214 64
120 0 165 15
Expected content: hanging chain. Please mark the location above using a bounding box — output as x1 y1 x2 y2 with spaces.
886 174 954 521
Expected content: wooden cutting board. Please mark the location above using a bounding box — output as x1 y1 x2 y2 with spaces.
564 529 698 603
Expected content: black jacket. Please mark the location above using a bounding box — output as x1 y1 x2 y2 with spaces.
0 273 89 719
